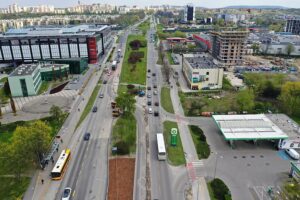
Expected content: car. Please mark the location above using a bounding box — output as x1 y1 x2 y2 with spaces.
147 94 152 98
99 94 104 98
103 80 107 84
153 85 157 88
154 111 159 116
154 102 159 106
147 101 152 105
148 107 153 114
148 69 151 73
285 148 300 160
147 86 151 90
152 73 156 76
84 132 91 141
153 90 158 95
147 75 151 78
92 106 98 112
62 187 72 200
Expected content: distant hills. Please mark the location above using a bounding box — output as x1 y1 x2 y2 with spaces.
223 5 288 9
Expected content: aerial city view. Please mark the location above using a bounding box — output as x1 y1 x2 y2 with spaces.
0 0 300 199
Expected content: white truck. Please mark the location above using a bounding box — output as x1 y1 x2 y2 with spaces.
112 60 117 70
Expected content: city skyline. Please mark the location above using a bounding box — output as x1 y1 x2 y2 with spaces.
0 0 300 8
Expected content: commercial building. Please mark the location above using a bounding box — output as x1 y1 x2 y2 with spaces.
182 53 223 90
183 4 195 23
8 62 69 97
286 19 300 35
210 31 249 66
0 24 112 64
212 114 289 148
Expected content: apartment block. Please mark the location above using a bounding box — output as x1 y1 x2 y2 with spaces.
286 19 300 35
210 31 249 66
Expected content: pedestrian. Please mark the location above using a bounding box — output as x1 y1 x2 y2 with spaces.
60 139 63 143
52 159 54 164
41 179 44 184
56 147 59 152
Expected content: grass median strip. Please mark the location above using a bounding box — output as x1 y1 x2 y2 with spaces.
163 121 185 166
161 87 174 114
112 113 136 155
76 84 101 128
189 125 210 159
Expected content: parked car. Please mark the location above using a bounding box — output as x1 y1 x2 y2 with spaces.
154 111 159 116
92 106 98 112
152 73 156 76
148 69 151 73
147 101 152 106
147 86 151 90
153 90 158 95
153 85 157 88
84 133 91 141
147 94 152 98
148 107 153 114
154 102 159 106
285 148 300 160
103 80 107 84
62 187 72 200
99 93 104 98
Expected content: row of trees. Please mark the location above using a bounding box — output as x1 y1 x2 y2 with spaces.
158 41 171 84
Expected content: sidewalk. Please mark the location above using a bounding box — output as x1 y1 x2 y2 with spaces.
193 177 210 200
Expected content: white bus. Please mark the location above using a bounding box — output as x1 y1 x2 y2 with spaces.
156 133 167 160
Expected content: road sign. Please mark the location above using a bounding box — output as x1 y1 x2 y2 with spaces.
171 128 178 135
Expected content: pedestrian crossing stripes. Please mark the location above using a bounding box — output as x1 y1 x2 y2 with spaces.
186 160 204 181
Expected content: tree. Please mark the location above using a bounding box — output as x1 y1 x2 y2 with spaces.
251 43 260 55
279 82 300 116
50 105 64 122
115 93 136 115
236 89 255 112
286 43 295 57
3 80 11 96
262 80 281 99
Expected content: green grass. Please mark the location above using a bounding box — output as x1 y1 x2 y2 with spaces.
76 84 101 128
222 77 233 91
0 177 30 200
37 81 50 95
112 113 136 154
0 114 68 143
0 77 7 83
120 34 147 85
291 115 300 125
189 125 210 159
161 87 174 114
138 20 150 35
163 121 185 166
167 51 175 65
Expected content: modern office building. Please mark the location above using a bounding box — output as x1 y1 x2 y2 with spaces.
183 4 195 23
0 24 112 64
210 31 249 66
182 53 223 90
8 62 69 97
286 19 300 35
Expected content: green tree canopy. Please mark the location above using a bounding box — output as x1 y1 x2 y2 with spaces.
286 43 295 56
236 89 255 112
279 82 300 116
50 105 64 122
115 93 136 115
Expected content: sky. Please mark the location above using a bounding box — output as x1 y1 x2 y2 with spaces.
0 0 300 8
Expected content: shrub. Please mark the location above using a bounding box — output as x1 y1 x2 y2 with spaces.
128 51 144 64
115 141 130 155
190 125 206 142
210 178 231 200
127 84 135 89
129 40 142 50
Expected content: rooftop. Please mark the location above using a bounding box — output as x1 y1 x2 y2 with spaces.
10 64 39 76
212 114 288 140
184 53 219 69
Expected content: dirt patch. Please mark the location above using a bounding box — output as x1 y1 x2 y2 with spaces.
108 158 135 200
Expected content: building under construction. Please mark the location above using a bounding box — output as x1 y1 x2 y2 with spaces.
210 31 249 66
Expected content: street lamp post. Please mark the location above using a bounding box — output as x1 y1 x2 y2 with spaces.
213 152 218 179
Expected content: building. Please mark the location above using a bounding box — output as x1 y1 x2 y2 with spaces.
8 62 69 97
8 64 42 97
259 33 300 56
0 24 112 64
210 31 249 66
286 19 300 35
193 33 211 51
290 162 300 181
182 53 223 90
183 4 195 23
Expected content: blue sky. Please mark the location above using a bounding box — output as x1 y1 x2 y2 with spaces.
0 0 299 8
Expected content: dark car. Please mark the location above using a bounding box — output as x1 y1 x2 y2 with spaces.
153 85 157 88
103 80 107 84
84 133 91 141
92 106 98 112
147 86 151 90
154 102 159 106
154 111 159 116
148 69 151 73
147 101 152 105
152 73 156 76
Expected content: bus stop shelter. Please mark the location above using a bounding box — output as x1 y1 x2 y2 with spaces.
212 114 288 147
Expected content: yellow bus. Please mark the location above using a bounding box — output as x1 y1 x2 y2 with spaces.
51 149 71 180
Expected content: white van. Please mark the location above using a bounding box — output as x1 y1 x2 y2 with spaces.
285 148 300 160
148 108 153 114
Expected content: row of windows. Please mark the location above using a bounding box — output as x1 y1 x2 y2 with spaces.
3 38 89 46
